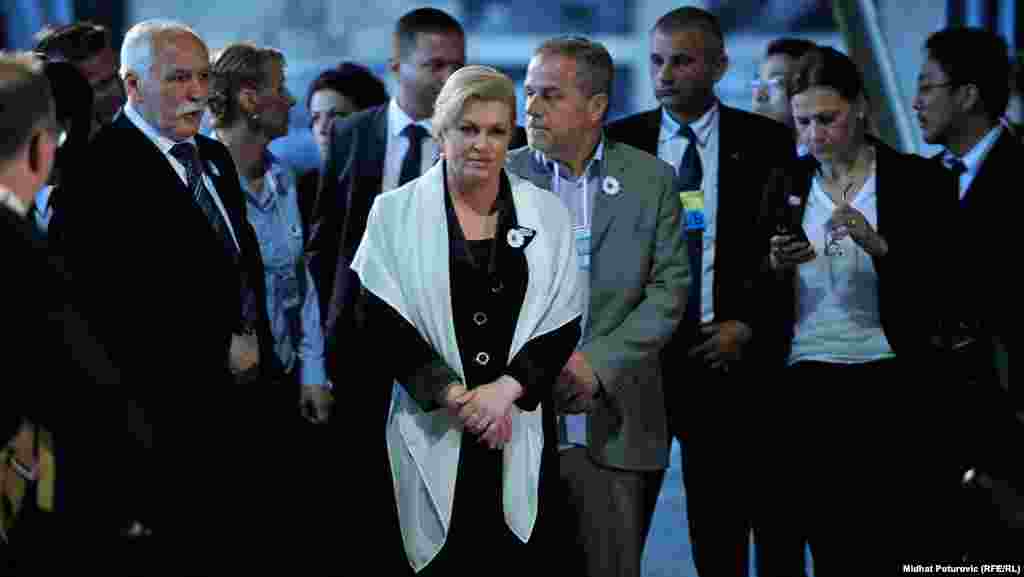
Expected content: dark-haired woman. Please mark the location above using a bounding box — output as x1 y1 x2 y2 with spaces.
756 46 958 575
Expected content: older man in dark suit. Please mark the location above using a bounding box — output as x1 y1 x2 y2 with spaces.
605 7 795 577
56 19 284 569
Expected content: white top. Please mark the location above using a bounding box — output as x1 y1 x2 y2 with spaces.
123 102 240 251
658 102 719 323
788 172 895 365
943 124 1003 200
383 98 437 192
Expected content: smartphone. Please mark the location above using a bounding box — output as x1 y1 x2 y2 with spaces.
775 222 810 246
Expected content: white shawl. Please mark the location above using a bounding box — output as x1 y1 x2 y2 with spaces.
351 162 581 572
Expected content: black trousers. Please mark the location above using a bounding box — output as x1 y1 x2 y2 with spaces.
754 358 958 577
665 351 757 577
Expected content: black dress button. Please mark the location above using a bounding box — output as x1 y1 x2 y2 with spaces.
473 312 488 326
474 352 491 366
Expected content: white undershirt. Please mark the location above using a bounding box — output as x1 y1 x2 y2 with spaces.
788 172 894 365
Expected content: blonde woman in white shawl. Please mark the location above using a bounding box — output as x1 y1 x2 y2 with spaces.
352 65 582 574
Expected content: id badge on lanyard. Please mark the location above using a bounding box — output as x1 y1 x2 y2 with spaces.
680 190 706 232
574 226 591 271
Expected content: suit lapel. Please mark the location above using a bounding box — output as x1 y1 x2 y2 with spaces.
642 109 662 157
591 141 623 255
366 105 389 188
196 138 246 247
963 131 1012 206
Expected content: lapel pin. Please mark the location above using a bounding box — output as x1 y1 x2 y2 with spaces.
602 175 621 196
787 195 802 207
507 226 536 249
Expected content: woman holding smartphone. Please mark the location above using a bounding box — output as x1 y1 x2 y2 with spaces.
755 47 958 576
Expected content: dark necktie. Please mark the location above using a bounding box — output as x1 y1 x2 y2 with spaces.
398 124 429 187
169 142 259 333
677 124 704 330
169 142 238 259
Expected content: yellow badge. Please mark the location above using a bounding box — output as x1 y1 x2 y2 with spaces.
679 190 704 211
679 190 706 231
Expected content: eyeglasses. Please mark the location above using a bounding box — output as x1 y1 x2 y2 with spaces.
916 81 957 96
751 77 785 94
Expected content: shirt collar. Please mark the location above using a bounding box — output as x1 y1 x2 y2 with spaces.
943 124 1003 174
0 186 30 218
207 129 286 209
123 101 198 155
659 101 718 145
534 135 606 182
388 98 432 138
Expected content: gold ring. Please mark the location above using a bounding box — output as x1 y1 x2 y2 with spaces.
848 218 856 226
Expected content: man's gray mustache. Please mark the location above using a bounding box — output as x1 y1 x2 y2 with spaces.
177 102 206 116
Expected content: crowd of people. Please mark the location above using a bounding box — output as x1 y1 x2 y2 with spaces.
0 5 1018 576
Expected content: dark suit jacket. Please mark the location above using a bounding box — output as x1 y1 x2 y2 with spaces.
935 129 1022 485
1 204 150 540
309 103 527 369
56 113 281 536
606 105 796 382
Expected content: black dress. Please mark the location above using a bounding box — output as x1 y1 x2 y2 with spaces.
360 171 580 575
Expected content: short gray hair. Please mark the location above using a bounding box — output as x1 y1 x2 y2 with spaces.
120 19 203 83
534 36 614 101
431 65 515 140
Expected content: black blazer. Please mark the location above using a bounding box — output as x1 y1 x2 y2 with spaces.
758 135 957 366
944 129 1018 343
935 129 1021 484
308 104 528 362
56 113 280 528
1 205 150 535
606 105 796 362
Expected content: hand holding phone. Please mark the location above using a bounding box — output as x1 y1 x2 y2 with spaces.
769 227 815 271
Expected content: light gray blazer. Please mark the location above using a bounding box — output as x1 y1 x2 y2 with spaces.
506 140 689 471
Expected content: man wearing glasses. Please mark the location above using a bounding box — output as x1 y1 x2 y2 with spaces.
912 26 1022 563
751 38 816 155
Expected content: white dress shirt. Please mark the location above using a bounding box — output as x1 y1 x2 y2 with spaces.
382 98 437 192
658 102 720 324
123 102 240 251
943 124 1003 200
0 185 29 218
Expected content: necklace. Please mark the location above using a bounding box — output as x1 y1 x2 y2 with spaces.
819 145 874 205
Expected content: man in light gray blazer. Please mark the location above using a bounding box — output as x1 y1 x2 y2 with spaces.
506 36 688 577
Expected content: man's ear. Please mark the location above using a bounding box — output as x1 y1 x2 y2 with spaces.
957 83 981 115
712 50 730 84
124 71 143 102
588 93 609 125
28 128 55 181
238 86 258 116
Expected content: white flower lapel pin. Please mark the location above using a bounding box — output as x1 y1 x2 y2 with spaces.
602 175 621 196
507 226 536 249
